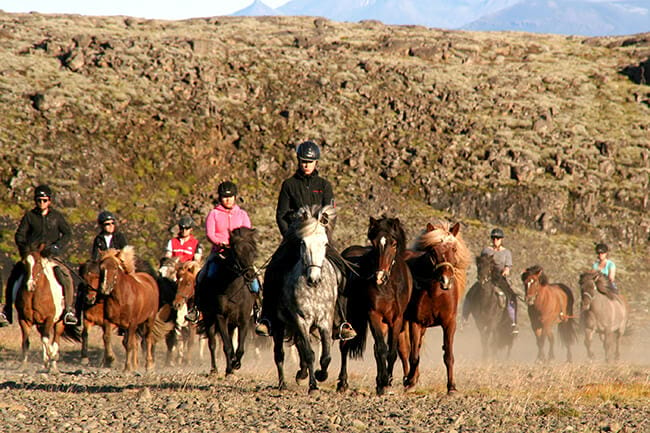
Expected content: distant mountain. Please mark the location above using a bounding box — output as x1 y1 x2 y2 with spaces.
232 0 283 17
264 0 649 35
462 0 650 36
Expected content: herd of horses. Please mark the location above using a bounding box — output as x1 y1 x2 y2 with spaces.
9 205 629 395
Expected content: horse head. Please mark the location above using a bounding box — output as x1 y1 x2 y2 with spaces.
291 205 334 286
159 256 180 281
414 222 467 292
578 270 605 311
173 260 200 310
228 227 259 282
368 216 406 286
99 248 130 295
522 265 545 305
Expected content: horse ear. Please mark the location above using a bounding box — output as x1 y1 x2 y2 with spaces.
369 216 377 226
450 222 460 237
426 223 435 232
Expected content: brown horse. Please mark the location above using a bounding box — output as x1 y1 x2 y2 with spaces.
337 216 412 395
15 246 79 372
578 270 628 362
98 246 160 372
402 222 471 394
167 260 201 366
78 261 117 367
522 265 577 362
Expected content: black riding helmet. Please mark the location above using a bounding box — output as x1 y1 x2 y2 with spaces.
178 215 194 229
595 243 609 254
218 181 238 198
34 184 53 200
97 210 116 225
490 228 505 239
296 140 321 162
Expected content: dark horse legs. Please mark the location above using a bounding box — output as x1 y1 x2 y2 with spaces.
272 323 287 390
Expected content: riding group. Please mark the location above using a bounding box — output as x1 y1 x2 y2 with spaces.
0 140 629 394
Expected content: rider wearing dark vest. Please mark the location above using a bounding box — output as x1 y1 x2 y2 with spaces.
255 141 356 340
91 211 128 261
0 185 78 327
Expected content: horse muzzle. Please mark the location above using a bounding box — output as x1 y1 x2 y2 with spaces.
525 294 536 306
305 265 322 286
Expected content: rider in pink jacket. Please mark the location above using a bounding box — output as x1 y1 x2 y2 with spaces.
205 197 251 252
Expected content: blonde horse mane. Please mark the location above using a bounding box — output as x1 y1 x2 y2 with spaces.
101 246 136 274
416 221 472 300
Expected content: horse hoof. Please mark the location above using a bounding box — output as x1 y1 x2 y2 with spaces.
295 369 308 382
232 360 241 370
315 370 328 382
446 389 460 397
278 382 288 391
209 368 219 376
308 386 319 395
336 382 348 393
80 357 90 366
376 386 386 396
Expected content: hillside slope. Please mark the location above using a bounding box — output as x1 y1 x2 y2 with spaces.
0 13 648 303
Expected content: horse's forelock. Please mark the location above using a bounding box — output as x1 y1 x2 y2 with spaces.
368 216 407 254
102 246 136 273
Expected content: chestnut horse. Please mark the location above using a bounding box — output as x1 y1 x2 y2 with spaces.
578 270 628 362
402 222 471 394
337 216 412 395
168 260 201 365
98 246 160 371
522 265 577 362
78 261 117 367
15 246 79 372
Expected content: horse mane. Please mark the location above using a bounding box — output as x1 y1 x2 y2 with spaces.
101 246 136 274
579 269 608 294
415 221 471 300
368 215 407 256
523 265 548 285
286 205 337 243
230 226 258 265
180 259 201 276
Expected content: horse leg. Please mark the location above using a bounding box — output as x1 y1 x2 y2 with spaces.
603 330 613 363
337 341 350 392
19 320 31 368
547 328 555 362
184 325 196 365
404 323 423 390
369 313 389 395
397 326 410 385
81 320 91 365
386 321 403 387
442 319 458 394
216 316 235 375
614 330 622 361
534 328 545 362
293 322 317 393
165 328 177 367
233 320 247 371
206 324 219 375
314 326 331 382
144 318 155 371
49 321 64 374
103 323 115 368
272 325 287 390
41 319 56 372
584 325 595 360
124 328 136 372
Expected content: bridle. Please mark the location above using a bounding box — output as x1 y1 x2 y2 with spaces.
99 256 123 294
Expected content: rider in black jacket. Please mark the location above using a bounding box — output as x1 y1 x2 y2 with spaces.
0 185 78 326
255 141 356 340
91 210 128 261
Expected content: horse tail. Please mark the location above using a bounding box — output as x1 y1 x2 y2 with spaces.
151 304 175 341
62 323 82 342
344 291 369 359
557 283 577 346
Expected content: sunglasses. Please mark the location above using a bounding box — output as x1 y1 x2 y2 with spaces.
103 222 115 226
179 226 191 230
36 198 50 203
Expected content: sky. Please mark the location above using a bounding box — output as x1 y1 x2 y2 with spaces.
0 0 290 20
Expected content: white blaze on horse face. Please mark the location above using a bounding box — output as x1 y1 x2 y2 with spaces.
302 226 328 285
26 254 36 291
376 237 387 284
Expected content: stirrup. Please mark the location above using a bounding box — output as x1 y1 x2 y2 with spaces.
185 308 200 324
64 311 78 325
337 322 357 341
0 312 9 327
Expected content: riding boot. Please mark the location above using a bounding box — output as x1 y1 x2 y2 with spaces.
252 292 261 323
332 293 356 341
507 298 518 334
54 265 78 325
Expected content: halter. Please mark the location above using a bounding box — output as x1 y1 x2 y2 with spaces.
100 255 124 294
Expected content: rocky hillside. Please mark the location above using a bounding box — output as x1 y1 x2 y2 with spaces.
0 12 648 301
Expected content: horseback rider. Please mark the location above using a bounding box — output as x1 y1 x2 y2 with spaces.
481 228 518 334
91 210 128 261
0 185 77 327
186 181 259 322
254 140 357 340
593 242 618 294
164 215 203 263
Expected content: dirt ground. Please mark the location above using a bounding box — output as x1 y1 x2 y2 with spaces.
0 316 648 433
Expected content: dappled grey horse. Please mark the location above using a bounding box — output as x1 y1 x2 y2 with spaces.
272 205 342 393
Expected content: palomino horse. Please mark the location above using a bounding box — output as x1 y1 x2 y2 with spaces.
522 265 577 362
337 216 412 395
198 227 258 376
98 246 160 371
15 246 79 372
402 222 471 394
168 260 201 366
272 205 342 393
578 270 628 362
464 254 516 359
78 261 117 367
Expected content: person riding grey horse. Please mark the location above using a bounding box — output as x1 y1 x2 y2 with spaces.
0 185 77 327
593 242 619 295
255 140 356 340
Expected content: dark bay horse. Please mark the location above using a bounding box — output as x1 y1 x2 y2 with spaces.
522 265 577 362
402 222 471 394
15 246 79 372
578 270 628 362
273 205 342 393
464 254 516 359
337 216 412 395
98 246 161 371
78 261 117 367
198 227 258 376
